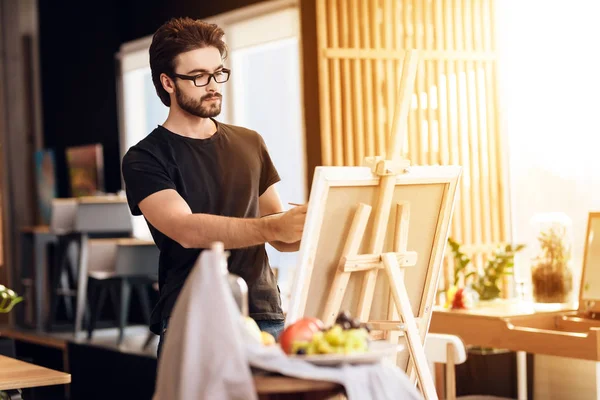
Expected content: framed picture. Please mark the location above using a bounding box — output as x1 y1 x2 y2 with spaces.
580 212 600 313
34 149 58 224
65 144 104 197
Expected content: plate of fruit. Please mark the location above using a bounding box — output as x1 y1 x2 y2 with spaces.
279 311 402 366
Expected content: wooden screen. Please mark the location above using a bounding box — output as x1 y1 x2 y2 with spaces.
315 0 509 282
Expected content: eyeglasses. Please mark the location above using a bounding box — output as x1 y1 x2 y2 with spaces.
172 68 231 87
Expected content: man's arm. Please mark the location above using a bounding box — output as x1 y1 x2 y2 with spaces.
138 189 306 249
259 185 302 252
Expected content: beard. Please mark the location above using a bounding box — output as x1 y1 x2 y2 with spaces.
174 85 222 118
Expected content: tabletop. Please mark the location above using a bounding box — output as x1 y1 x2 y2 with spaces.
432 300 572 318
254 375 344 399
0 355 71 391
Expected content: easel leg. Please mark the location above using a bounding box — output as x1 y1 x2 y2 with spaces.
382 253 438 400
322 204 372 326
387 202 409 360
356 175 396 322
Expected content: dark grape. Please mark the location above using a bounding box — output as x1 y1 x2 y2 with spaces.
341 320 352 330
336 310 351 322
296 348 306 355
351 318 361 329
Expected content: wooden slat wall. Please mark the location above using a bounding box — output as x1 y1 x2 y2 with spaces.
316 0 508 294
315 0 509 290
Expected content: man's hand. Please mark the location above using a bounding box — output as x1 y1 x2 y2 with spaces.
263 204 308 244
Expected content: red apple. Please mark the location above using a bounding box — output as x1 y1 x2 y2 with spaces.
279 317 324 354
451 288 466 309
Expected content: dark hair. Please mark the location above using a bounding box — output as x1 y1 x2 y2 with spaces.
149 17 228 107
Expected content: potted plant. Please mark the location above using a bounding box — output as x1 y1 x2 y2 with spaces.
0 285 23 400
0 285 22 313
445 238 525 307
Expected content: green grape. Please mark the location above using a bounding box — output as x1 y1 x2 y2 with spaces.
353 337 368 352
292 341 310 355
324 324 344 346
340 328 368 353
312 331 324 342
317 338 335 354
306 336 319 354
345 328 368 342
302 320 370 356
343 342 356 354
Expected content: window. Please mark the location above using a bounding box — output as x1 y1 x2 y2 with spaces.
497 0 600 296
224 6 305 301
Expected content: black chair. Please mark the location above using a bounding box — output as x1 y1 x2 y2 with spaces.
87 275 154 345
45 197 134 335
84 238 159 345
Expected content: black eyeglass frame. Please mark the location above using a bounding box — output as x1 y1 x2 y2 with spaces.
172 68 231 87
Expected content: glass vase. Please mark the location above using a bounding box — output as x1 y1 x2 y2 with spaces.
529 212 574 304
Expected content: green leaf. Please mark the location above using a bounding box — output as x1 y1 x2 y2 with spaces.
464 271 477 280
0 286 23 314
0 296 23 313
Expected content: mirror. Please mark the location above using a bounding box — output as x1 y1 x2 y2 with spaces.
580 212 600 310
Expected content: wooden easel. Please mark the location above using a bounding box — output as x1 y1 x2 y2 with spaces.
321 49 438 400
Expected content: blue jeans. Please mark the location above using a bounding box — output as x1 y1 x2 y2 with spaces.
157 318 285 359
256 319 285 341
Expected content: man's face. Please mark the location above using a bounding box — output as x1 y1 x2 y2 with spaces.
172 47 224 118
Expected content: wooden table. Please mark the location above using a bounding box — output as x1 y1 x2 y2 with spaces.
254 375 345 399
0 354 71 391
429 301 575 400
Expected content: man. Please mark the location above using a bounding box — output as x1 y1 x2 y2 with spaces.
121 17 306 358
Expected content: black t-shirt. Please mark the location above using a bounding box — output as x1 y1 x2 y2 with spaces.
121 121 283 334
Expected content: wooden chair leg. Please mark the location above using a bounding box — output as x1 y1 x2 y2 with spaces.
117 279 132 345
74 233 89 337
134 281 152 325
60 269 74 320
86 279 97 339
87 280 107 340
445 343 456 400
47 236 69 331
434 363 445 399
